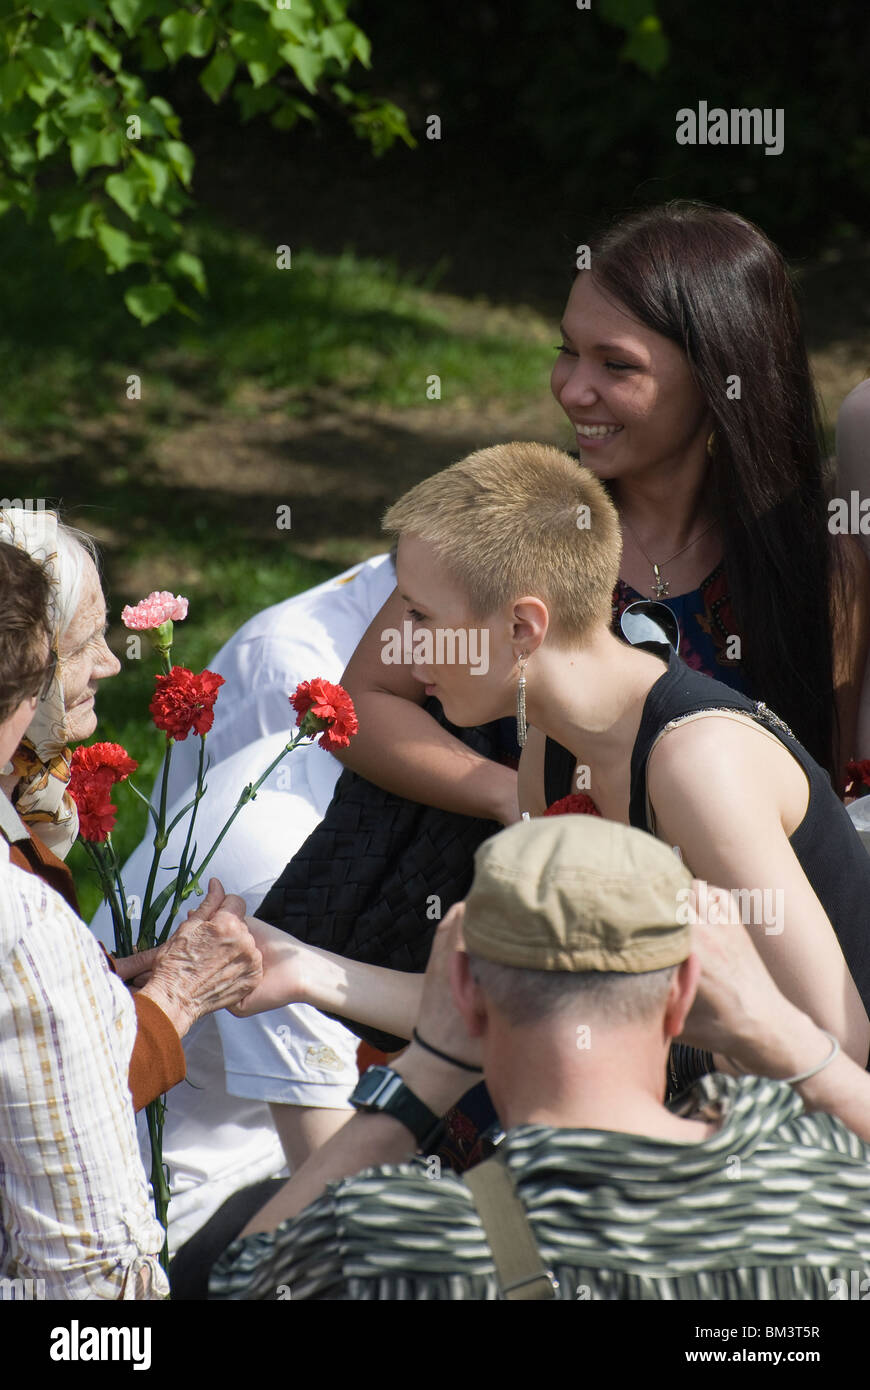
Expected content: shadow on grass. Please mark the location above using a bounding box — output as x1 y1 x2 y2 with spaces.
0 207 550 437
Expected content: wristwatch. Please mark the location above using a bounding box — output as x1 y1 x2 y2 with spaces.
349 1066 446 1151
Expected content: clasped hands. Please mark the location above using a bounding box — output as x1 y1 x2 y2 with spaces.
115 874 822 1087
112 878 263 1039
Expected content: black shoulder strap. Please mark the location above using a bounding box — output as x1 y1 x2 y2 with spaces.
543 738 576 808
463 1156 559 1300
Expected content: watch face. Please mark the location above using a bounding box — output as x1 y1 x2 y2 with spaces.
352 1065 395 1106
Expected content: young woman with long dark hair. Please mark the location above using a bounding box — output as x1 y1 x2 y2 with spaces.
334 201 870 805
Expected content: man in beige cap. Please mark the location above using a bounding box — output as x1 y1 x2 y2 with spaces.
192 816 870 1300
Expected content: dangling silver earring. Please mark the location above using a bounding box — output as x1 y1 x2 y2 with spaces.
516 652 529 748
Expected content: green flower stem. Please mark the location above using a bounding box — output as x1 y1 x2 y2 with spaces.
162 733 209 941
105 835 134 958
81 838 129 955
144 1097 170 1273
181 730 309 902
139 736 175 949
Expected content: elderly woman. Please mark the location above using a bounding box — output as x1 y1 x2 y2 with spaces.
0 536 169 1297
0 509 263 1111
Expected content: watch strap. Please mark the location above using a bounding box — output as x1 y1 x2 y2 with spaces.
350 1067 446 1151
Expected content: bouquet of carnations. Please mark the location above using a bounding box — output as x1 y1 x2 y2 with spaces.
68 591 358 1267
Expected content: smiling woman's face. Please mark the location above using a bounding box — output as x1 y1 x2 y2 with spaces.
58 555 121 743
550 273 711 485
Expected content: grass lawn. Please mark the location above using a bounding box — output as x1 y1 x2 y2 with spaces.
0 208 556 921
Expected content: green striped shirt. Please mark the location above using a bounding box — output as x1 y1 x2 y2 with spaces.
209 1073 870 1300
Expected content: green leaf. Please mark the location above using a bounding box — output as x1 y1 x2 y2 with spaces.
69 128 101 177
96 218 138 269
116 71 146 101
166 248 206 295
619 15 669 75
149 95 181 137
271 95 315 130
84 28 122 73
0 62 29 110
158 9 214 61
20 45 64 83
320 24 353 69
233 81 280 122
124 280 175 325
109 0 156 36
34 111 63 158
352 28 371 68
188 13 216 58
138 26 168 71
35 0 103 25
159 10 195 63
69 127 123 177
278 40 323 93
230 28 283 87
199 47 236 102
105 167 148 220
131 146 171 203
49 197 99 242
25 80 52 109
136 200 180 239
63 87 110 118
268 9 312 40
270 101 299 131
164 139 194 188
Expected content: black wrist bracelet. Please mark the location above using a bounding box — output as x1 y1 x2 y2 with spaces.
412 1028 484 1074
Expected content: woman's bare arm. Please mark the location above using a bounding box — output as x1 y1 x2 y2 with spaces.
682 885 870 1143
332 585 519 824
230 917 424 1041
649 719 870 1066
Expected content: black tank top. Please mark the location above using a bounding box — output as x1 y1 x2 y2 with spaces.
544 644 870 1022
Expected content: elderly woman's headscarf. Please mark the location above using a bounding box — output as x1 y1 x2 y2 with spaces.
0 507 90 857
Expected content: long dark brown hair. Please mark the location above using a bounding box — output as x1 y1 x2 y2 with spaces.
587 200 839 779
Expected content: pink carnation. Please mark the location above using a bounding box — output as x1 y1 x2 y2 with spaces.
121 591 189 630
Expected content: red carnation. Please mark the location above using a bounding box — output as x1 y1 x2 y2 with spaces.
290 678 359 751
150 666 225 741
845 760 870 799
69 742 138 844
544 793 602 817
72 784 118 843
70 741 138 792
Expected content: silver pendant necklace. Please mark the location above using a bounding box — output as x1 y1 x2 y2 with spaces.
621 517 717 598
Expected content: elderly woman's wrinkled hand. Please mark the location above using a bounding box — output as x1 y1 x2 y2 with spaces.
134 878 263 1038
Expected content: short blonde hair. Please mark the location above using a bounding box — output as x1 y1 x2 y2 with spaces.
383 442 622 642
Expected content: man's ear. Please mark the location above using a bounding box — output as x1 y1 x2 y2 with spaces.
665 953 701 1040
450 946 487 1038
